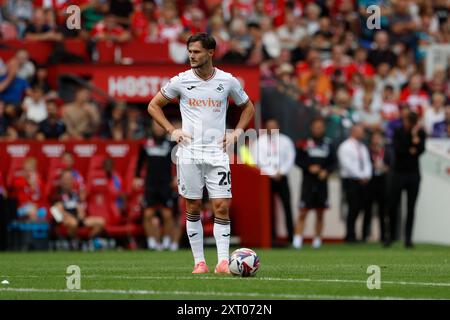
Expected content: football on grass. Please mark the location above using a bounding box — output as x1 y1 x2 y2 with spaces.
229 248 260 277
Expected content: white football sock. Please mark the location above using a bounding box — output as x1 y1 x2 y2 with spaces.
162 236 171 249
147 237 156 249
312 236 322 249
186 213 205 265
214 217 231 263
293 235 303 249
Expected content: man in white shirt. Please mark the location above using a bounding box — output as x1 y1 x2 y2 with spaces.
337 124 372 243
252 119 296 244
148 33 255 274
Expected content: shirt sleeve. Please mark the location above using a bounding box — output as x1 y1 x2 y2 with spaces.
229 76 249 106
160 75 181 100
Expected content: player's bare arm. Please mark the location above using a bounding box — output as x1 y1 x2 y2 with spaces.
148 92 192 144
222 99 255 151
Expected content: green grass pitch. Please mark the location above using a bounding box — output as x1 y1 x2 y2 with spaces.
0 243 449 300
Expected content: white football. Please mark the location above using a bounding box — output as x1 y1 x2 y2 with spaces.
228 248 260 277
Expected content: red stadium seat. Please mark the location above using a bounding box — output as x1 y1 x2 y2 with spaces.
6 157 26 188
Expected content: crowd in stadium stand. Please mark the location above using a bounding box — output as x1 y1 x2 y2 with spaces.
0 0 449 250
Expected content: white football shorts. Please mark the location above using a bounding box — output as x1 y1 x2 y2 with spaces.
176 157 232 199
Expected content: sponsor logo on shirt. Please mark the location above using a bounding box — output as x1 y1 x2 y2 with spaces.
188 98 222 108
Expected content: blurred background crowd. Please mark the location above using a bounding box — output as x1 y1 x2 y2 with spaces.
0 0 449 251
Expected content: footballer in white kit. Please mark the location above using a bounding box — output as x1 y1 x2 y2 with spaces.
148 33 255 274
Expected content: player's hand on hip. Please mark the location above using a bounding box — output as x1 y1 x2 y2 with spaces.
222 131 239 152
170 129 192 145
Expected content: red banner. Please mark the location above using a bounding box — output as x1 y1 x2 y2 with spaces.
49 64 260 103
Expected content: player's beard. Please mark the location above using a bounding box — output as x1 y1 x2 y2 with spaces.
191 58 208 69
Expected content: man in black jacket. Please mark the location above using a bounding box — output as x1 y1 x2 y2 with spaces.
293 117 336 249
386 112 426 248
134 120 178 251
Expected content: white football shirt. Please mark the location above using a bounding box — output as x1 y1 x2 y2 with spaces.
160 67 250 161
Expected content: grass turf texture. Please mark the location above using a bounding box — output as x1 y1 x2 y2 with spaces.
0 243 449 300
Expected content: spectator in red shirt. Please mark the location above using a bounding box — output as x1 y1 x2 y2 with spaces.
399 73 430 117
322 45 357 82
13 157 47 221
60 151 86 198
130 0 159 42
91 13 131 43
353 47 375 77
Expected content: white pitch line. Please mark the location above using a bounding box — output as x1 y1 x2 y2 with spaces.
0 287 436 300
2 274 450 288
79 275 450 288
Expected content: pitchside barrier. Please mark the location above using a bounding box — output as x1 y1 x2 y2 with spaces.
414 139 450 245
0 140 271 248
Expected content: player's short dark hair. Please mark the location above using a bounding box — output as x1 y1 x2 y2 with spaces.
187 33 216 50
